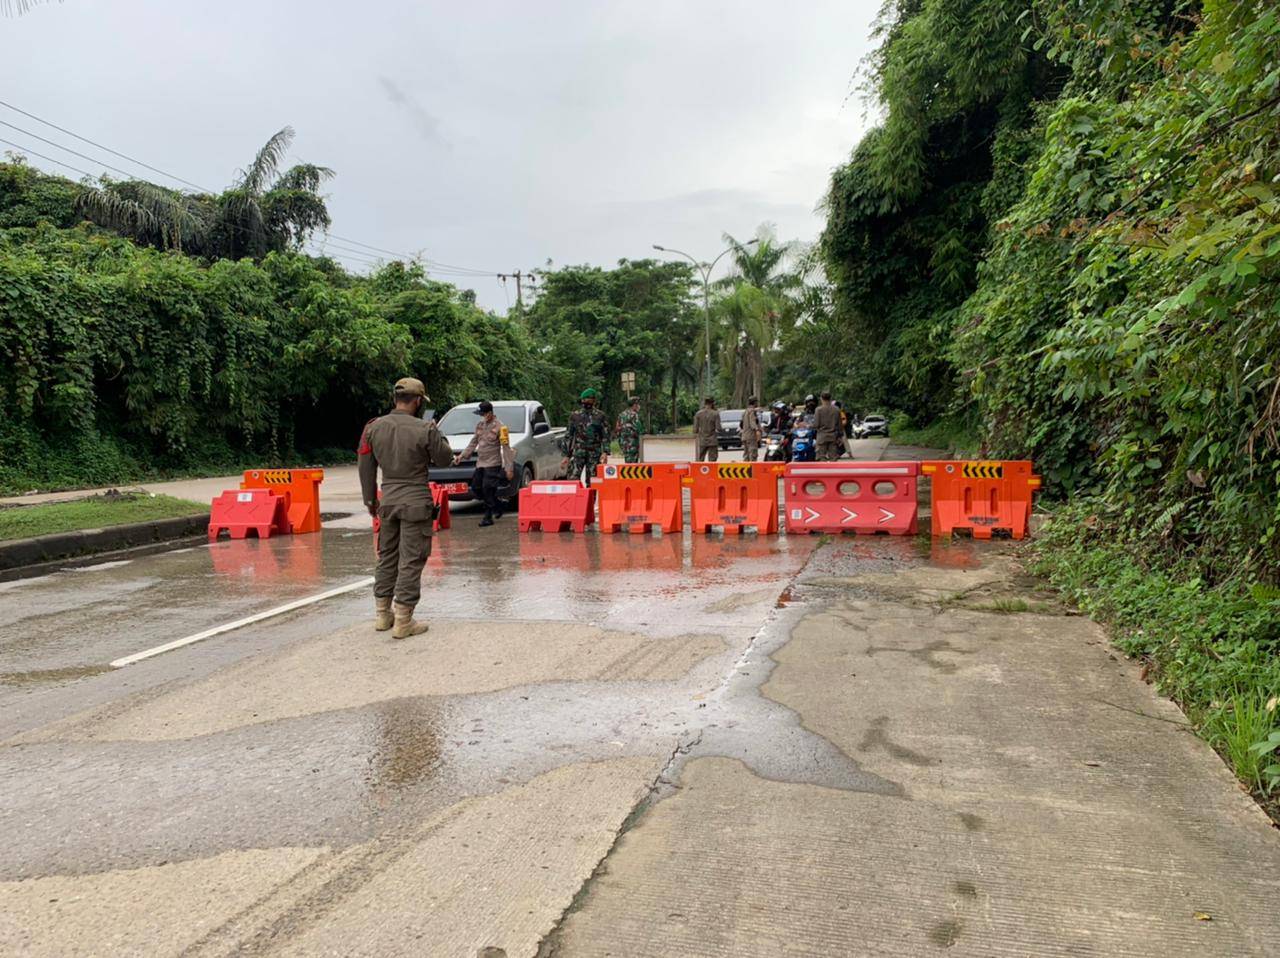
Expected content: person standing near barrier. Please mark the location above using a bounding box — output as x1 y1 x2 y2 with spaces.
560 388 610 485
693 397 721 462
814 391 844 461
454 400 514 527
741 396 762 462
358 377 453 639
616 396 643 463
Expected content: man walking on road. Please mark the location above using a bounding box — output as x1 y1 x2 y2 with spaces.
814 391 844 461
561 387 610 486
693 397 721 462
616 396 643 463
741 396 762 462
454 400 514 527
358 377 453 639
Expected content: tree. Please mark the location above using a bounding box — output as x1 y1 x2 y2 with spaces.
75 126 332 260
714 225 804 405
525 259 697 426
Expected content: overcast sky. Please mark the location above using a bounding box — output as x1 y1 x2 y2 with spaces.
1 0 880 311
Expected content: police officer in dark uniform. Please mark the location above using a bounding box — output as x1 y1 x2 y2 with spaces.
358 377 453 639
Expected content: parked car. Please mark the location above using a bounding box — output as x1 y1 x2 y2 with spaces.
854 413 890 438
427 401 567 502
717 409 745 450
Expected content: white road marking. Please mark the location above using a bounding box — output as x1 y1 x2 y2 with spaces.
110 576 375 668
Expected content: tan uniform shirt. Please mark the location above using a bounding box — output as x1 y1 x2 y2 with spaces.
461 416 514 470
358 409 454 523
741 407 761 443
693 407 721 448
814 403 842 442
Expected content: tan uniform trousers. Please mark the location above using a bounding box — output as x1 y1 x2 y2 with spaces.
375 512 433 606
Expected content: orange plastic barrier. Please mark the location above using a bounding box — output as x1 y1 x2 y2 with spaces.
784 462 919 535
595 462 686 534
518 481 596 533
921 460 1040 539
372 485 452 551
240 469 325 534
683 462 781 534
430 482 452 531
208 489 288 540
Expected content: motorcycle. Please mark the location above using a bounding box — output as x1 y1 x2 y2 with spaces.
790 421 817 462
763 430 790 462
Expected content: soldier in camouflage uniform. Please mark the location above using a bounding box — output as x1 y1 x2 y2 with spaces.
615 396 643 463
560 387 610 486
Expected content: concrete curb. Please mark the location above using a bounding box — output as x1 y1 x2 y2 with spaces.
0 514 212 572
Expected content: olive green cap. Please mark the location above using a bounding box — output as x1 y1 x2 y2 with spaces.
580 388 599 400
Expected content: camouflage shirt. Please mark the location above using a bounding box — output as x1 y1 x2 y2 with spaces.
616 408 642 442
560 406 610 460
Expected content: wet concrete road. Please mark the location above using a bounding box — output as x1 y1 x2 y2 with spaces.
4 445 1279 956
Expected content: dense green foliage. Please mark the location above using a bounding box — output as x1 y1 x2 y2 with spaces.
525 258 701 429
819 0 1280 804
824 0 1280 579
0 161 565 493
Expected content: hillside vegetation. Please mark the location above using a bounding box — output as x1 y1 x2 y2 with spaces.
821 0 1279 805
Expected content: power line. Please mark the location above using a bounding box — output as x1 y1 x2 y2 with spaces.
0 118 145 181
0 98 510 279
0 97 209 191
0 135 99 180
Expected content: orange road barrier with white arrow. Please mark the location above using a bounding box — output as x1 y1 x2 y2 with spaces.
783 462 919 536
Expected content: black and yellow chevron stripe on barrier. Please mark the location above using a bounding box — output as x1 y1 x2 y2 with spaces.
961 462 1004 479
256 470 293 484
615 465 654 480
716 464 753 480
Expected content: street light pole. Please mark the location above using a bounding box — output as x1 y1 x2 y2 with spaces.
653 239 757 398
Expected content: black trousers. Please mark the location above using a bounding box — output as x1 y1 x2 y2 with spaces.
476 466 506 517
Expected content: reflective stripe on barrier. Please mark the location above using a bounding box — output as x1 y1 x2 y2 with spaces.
518 481 596 533
596 462 686 534
921 460 1040 539
783 462 919 535
209 489 288 540
683 462 781 534
241 468 325 535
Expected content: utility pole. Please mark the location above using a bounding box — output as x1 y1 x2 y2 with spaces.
498 270 537 316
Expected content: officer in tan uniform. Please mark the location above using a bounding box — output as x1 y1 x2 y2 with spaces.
358 377 453 638
453 400 514 527
741 396 762 462
693 397 721 462
814 391 844 461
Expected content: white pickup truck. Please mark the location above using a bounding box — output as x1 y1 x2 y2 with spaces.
427 400 568 501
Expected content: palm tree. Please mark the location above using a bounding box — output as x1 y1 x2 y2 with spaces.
716 284 775 405
714 225 803 403
76 127 332 260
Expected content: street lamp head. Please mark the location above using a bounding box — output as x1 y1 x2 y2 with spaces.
652 244 665 251
746 238 759 246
